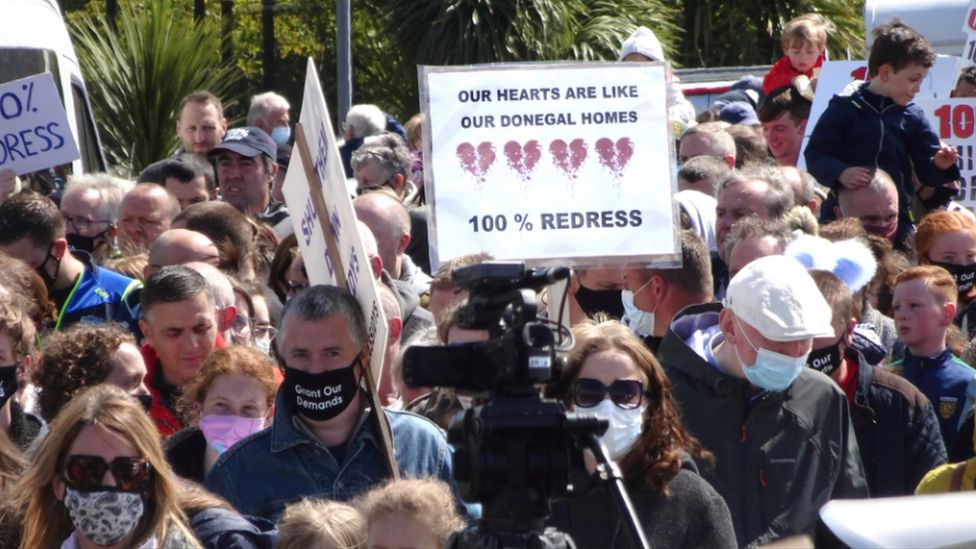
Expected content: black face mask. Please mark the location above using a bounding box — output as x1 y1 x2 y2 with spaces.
282 360 360 421
0 365 19 409
807 339 843 377
932 262 976 300
575 286 624 320
66 229 109 256
35 243 62 292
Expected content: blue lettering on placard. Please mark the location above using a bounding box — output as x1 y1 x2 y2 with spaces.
0 123 67 166
346 246 360 297
0 91 23 120
329 208 342 240
323 247 334 277
300 197 317 246
313 122 330 182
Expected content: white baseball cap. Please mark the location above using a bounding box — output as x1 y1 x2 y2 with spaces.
724 255 835 342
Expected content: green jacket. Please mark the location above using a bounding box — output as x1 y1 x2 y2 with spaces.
657 302 868 547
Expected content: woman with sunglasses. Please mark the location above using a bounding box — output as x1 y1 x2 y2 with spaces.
165 346 278 484
8 384 200 549
547 318 736 549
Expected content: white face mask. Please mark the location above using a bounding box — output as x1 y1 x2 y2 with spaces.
621 276 657 337
253 337 272 356
590 399 644 460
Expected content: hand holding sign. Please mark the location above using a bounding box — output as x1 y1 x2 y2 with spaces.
936 144 962 170
0 73 79 176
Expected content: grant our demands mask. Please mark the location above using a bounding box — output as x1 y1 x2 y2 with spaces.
283 361 360 421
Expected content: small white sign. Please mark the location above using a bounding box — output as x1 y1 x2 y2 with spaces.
918 97 976 211
0 72 79 175
420 62 680 269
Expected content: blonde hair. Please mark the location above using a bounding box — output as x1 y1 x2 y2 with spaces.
279 499 366 549
0 298 35 361
355 478 465 548
11 385 200 549
782 13 834 50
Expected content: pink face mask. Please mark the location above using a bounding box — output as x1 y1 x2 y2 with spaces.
199 415 265 454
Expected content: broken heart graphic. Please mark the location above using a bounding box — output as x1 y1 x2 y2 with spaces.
595 137 634 179
456 141 496 185
549 138 587 180
504 140 542 183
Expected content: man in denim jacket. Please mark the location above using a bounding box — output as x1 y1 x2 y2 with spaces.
205 285 463 521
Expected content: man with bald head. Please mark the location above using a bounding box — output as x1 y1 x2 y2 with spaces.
118 184 181 252
834 169 909 251
145 229 220 280
679 122 737 168
353 192 431 297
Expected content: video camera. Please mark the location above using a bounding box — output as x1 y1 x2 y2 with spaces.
403 262 648 549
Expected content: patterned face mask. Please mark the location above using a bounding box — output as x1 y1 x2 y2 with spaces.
63 487 145 546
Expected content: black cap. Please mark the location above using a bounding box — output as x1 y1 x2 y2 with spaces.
209 126 277 160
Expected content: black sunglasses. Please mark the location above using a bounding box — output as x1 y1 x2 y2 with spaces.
572 378 648 410
63 455 152 492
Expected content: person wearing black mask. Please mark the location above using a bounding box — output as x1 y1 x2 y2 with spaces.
59 174 129 264
0 298 43 452
808 270 947 496
0 193 141 334
204 285 471 523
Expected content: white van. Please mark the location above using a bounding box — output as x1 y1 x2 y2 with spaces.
864 0 968 56
0 0 106 175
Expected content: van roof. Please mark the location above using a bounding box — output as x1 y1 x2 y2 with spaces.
0 0 75 59
864 0 967 55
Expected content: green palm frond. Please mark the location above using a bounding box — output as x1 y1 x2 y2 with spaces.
70 0 240 175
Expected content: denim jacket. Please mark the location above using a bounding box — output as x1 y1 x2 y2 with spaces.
204 392 457 521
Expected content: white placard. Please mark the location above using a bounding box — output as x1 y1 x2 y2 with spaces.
282 59 389 381
0 72 79 175
798 57 959 171
963 1 976 68
420 63 680 270
918 97 976 210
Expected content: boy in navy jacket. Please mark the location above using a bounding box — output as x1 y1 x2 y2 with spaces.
806 21 959 233
891 266 976 456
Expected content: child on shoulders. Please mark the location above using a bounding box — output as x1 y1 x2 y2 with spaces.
763 14 833 94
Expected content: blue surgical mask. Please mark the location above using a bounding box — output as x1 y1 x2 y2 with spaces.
271 126 291 145
733 317 807 392
621 276 657 337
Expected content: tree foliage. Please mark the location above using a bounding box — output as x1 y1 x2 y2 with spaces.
69 0 239 175
676 0 865 68
377 0 681 65
64 0 865 174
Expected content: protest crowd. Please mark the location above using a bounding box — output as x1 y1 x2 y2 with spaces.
1 11 976 549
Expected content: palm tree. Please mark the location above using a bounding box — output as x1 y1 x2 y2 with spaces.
677 0 865 67
70 0 240 175
378 0 681 65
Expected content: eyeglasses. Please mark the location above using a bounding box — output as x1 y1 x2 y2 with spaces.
572 378 648 410
251 322 277 339
63 214 110 232
63 455 153 492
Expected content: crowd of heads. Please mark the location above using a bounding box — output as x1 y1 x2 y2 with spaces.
0 12 971 549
